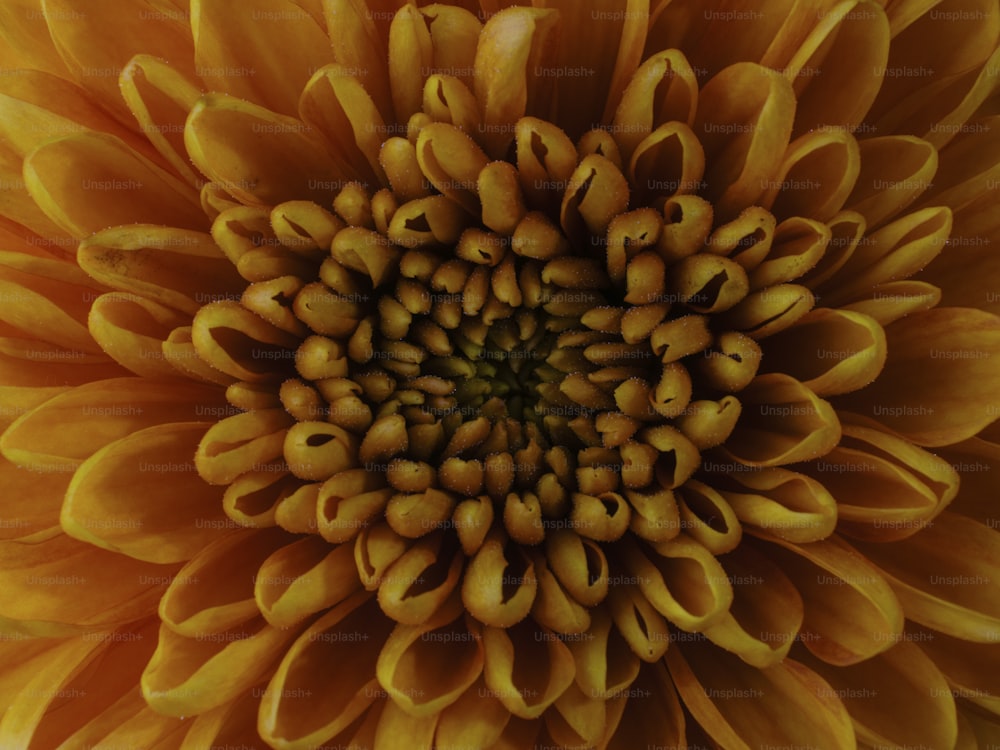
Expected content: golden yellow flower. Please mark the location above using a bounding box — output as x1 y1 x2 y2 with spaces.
2 0 1000 748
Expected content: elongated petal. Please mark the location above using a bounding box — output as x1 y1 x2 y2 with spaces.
191 0 333 117
24 133 205 238
0 533 174 636
798 638 959 749
185 93 343 208
724 373 841 467
838 307 1000 446
756 534 904 665
1 378 225 472
695 63 796 220
259 592 395 749
62 422 228 564
667 638 855 749
852 512 1000 642
142 618 300 716
159 527 293 638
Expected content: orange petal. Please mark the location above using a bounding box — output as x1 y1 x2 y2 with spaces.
760 308 886 396
799 416 959 541
88 293 191 379
159 527 293 638
255 537 361 628
43 0 195 121
142 618 300 716
79 225 245 317
376 604 483 717
701 543 804 668
119 54 206 188
695 63 796 220
473 7 559 157
481 618 576 720
782 0 890 136
846 135 938 230
715 465 838 544
601 661 685 749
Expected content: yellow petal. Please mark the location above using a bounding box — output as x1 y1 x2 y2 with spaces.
761 130 861 223
667 638 855 749
701 542 804 668
846 135 938 229
298 65 387 187
619 534 734 632
185 93 343 208
473 8 559 157
759 308 886 396
120 54 205 188
601 661 685 750
255 536 361 628
24 133 205 238
715 466 838 544
159 527 292 638
534 0 650 134
839 307 1000 446
821 205 951 305
388 4 433 123
434 676 510 750
194 408 293 485
191 0 333 117
62 422 228 564
481 618 576 719
0 533 174 636
758 534 904 665
612 49 699 160
723 373 841 467
377 602 483 717
259 592 395 749
0 256 100 353
79 225 245 317
142 618 300 716
0 0 67 77
1 377 225 472
695 63 796 220
88 293 191 379
852 512 1000 642
782 0 890 136
797 638 959 749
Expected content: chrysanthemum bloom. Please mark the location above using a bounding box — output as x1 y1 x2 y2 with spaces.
2 0 1000 747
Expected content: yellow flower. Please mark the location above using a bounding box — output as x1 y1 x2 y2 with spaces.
2 0 1000 748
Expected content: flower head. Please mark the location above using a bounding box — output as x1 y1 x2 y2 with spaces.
2 1 1000 748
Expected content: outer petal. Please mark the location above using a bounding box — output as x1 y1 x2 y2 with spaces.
61 422 229 564
191 0 334 117
837 307 1000 446
42 0 197 122
667 637 856 750
851 512 1000 642
24 133 206 239
796 639 959 749
184 93 345 208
